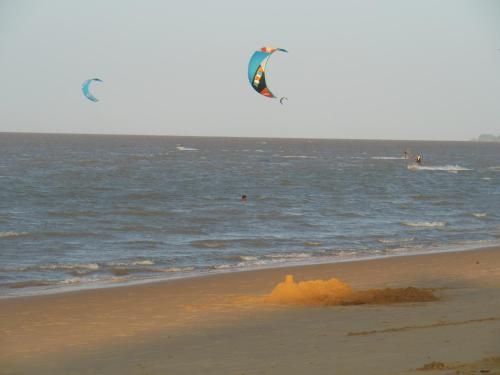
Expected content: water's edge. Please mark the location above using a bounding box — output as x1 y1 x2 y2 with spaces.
2 242 498 300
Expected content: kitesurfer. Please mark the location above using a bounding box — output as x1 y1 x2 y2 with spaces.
241 194 248 203
415 154 422 164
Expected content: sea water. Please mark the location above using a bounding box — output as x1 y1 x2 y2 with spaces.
1 133 499 297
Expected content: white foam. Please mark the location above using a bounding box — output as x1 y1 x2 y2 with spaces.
407 164 471 172
0 231 28 238
239 255 259 261
377 237 415 244
281 155 317 159
213 264 233 269
265 253 312 259
131 260 155 266
58 277 84 285
371 156 406 160
57 276 106 285
472 212 487 218
176 146 199 151
162 266 194 273
107 259 155 267
38 263 100 271
402 221 447 228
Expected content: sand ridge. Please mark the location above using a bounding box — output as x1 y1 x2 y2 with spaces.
262 274 437 306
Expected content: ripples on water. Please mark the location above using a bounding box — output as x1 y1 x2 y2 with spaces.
1 134 499 296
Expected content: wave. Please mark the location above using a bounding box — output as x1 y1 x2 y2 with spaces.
26 231 101 239
123 240 163 247
36 263 100 271
47 210 100 218
377 237 415 244
6 280 55 289
211 252 316 270
407 164 471 172
176 146 199 151
132 260 154 266
109 267 134 276
371 156 406 160
111 209 174 217
4 275 105 289
160 266 195 273
190 238 271 249
0 231 29 238
401 221 447 228
256 211 305 220
213 264 233 269
281 155 317 159
265 252 313 259
107 260 155 267
190 240 231 249
304 241 323 247
238 255 259 261
126 192 169 200
3 263 101 276
472 212 487 218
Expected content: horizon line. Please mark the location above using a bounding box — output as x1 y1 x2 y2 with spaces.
0 131 482 143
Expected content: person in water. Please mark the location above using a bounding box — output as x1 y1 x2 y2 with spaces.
241 194 248 203
415 154 422 164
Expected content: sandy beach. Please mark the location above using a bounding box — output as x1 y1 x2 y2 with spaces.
2 246 500 375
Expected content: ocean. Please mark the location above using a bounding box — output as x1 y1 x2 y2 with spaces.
1 133 499 297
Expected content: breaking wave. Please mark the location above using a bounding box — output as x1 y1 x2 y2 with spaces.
281 155 317 159
377 237 415 244
0 231 29 238
401 221 447 228
190 239 270 249
407 164 471 172
371 156 406 160
472 212 487 218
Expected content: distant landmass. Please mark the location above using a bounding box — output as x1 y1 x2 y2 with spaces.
474 134 500 142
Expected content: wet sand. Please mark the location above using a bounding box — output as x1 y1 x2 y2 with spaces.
1 246 500 374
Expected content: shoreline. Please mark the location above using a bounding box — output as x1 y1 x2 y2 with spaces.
2 241 499 300
2 244 500 374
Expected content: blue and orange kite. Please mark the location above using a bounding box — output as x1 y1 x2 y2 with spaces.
248 47 288 104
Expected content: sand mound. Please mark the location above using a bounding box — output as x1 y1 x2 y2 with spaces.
264 275 437 306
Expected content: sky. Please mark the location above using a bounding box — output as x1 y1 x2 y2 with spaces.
1 0 499 140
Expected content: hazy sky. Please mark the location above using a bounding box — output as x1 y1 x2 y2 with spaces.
1 0 499 140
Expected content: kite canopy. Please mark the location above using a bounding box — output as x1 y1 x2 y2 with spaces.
248 47 287 100
82 78 103 102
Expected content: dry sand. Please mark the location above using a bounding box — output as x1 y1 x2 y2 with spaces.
1 246 500 374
